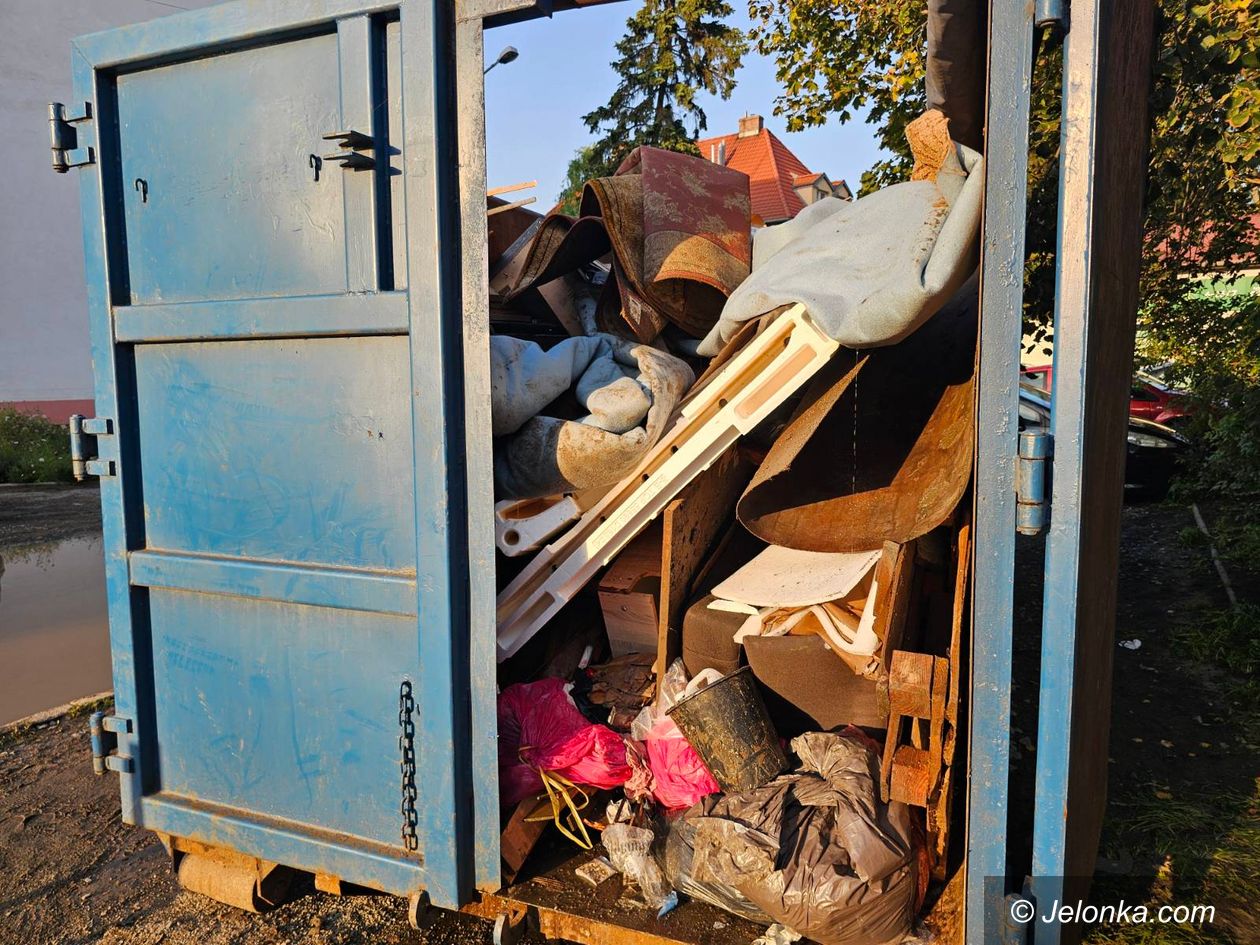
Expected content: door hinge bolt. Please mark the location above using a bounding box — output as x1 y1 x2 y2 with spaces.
49 101 95 173
1016 430 1051 536
1035 0 1068 32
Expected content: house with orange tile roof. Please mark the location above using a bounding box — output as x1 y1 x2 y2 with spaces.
698 115 852 226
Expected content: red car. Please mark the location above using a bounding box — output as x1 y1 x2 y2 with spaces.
1020 364 1192 427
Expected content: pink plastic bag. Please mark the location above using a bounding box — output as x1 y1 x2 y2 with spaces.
644 716 720 811
498 677 632 807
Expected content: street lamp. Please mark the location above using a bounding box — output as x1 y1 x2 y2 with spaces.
484 46 519 75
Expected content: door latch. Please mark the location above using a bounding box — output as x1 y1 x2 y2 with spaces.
69 414 116 480
322 129 376 171
89 710 134 775
49 102 96 173
1016 430 1051 536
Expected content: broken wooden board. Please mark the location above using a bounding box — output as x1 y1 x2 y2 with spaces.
500 797 549 886
496 305 843 661
930 516 971 879
657 446 753 697
882 650 949 807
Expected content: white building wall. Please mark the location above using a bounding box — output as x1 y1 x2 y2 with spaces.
0 0 219 406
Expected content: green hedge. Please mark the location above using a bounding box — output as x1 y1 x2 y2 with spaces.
0 408 75 483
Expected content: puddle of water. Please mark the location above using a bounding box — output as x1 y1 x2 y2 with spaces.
0 536 111 726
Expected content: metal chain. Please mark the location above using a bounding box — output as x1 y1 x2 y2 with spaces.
398 679 419 853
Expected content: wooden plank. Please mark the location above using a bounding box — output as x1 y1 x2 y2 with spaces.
487 180 536 198
487 197 537 217
599 524 663 656
461 845 765 945
499 799 547 885
600 525 662 593
656 446 754 694
1031 0 1156 938
931 518 971 879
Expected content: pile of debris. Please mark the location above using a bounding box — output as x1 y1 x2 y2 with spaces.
487 108 983 945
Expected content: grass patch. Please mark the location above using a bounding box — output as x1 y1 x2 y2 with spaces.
1174 605 1260 735
1175 605 1260 678
1086 593 1260 944
1087 786 1259 944
0 408 74 483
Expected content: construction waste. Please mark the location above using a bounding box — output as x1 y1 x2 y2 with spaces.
487 108 981 944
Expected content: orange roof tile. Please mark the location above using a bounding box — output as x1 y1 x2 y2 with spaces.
698 124 817 223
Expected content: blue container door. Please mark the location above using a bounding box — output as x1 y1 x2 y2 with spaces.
71 1 496 907
1030 1 1156 942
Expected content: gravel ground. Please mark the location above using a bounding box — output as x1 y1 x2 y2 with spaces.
0 484 101 550
0 713 495 945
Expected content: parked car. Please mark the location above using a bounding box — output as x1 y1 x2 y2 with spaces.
1021 364 1192 427
1018 384 1185 501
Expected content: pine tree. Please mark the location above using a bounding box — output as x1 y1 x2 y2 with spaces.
558 0 746 211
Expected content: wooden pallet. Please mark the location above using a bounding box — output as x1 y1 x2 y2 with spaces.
496 305 842 661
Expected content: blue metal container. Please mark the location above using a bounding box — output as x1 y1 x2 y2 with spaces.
61 1 1152 942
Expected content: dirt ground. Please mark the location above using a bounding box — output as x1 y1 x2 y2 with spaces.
1 501 1256 944
0 713 494 945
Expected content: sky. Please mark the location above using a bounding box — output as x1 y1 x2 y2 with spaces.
483 3 889 210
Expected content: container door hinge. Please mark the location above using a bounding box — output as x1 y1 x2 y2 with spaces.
1017 430 1051 536
49 102 95 173
1035 0 1068 33
69 414 116 480
89 710 134 776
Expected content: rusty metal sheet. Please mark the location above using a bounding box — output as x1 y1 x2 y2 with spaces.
737 279 978 553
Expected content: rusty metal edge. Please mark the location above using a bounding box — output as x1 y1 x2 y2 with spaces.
461 892 702 945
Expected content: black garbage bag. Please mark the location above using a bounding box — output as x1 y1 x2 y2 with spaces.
662 731 917 945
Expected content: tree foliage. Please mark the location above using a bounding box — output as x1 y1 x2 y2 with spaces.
747 0 1259 324
558 0 747 213
747 0 926 191
1146 287 1260 504
749 0 1259 509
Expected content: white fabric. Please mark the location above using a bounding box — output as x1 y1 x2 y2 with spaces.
697 134 983 356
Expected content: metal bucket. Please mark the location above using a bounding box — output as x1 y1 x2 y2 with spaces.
667 666 788 793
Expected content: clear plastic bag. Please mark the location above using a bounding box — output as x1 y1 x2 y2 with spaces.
602 823 671 909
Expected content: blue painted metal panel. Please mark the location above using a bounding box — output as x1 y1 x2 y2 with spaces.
452 16 502 894
72 0 492 910
398 0 479 907
116 33 348 304
968 0 1037 941
73 0 400 69
73 43 153 825
1032 1 1157 941
130 550 417 616
149 588 410 845
133 337 415 569
115 292 410 343
140 792 425 896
